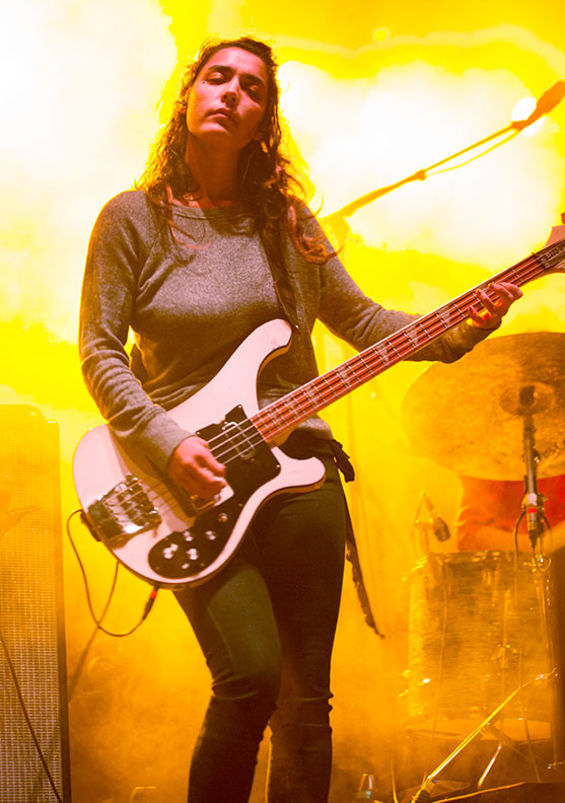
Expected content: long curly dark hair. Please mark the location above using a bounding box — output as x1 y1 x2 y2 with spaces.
136 36 331 266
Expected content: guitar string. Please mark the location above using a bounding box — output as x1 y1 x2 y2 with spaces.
128 252 552 508
225 244 562 459
256 250 557 427
91 249 563 570
175 253 548 485
147 254 546 496
232 256 546 450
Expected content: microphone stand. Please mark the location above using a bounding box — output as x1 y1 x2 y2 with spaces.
521 413 546 551
515 393 565 775
516 388 565 774
322 120 520 240
409 395 564 801
321 80 565 242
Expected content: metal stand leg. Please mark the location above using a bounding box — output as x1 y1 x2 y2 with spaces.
547 547 565 772
409 674 553 802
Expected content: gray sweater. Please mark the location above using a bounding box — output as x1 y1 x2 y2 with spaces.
79 190 491 473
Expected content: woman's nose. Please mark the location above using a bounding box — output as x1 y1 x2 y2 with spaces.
221 80 239 107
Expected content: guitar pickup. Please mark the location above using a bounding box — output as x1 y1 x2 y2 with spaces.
86 474 161 543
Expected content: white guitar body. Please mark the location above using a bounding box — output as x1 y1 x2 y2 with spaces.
73 318 325 588
74 232 565 588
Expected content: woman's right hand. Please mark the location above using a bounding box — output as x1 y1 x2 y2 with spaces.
167 436 226 499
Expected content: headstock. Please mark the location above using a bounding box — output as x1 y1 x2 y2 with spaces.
545 221 565 246
541 220 565 274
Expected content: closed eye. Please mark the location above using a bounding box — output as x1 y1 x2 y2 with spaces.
204 71 227 84
245 83 262 101
202 66 265 103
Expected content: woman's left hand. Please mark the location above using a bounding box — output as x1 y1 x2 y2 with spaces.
469 281 523 329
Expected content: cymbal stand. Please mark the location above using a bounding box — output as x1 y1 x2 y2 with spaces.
409 674 554 802
517 395 565 774
516 392 565 771
519 387 547 551
410 399 561 802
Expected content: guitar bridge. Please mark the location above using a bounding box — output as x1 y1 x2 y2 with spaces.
86 474 161 544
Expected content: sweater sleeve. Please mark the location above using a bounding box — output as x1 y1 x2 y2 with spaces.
300 211 497 362
318 252 496 363
78 192 191 473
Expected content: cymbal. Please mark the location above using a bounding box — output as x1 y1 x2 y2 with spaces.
401 332 565 480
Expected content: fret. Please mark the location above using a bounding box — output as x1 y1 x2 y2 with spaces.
318 374 335 390
374 343 390 365
300 386 317 408
334 365 354 388
415 319 430 339
283 396 298 414
436 307 452 328
280 395 304 420
253 237 564 444
404 326 420 348
357 352 373 370
260 409 278 430
272 404 293 427
535 242 565 272
312 376 336 404
268 406 285 424
451 299 469 320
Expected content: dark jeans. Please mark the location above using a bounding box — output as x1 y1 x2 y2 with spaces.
175 433 348 803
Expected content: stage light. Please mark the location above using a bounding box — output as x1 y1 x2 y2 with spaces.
372 27 391 43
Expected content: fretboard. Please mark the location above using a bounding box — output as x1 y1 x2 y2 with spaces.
252 238 565 445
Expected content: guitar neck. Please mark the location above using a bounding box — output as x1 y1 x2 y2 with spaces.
252 238 565 445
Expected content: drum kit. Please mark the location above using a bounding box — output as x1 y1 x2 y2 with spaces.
398 331 565 798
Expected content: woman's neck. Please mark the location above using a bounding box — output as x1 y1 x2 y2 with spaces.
184 136 240 208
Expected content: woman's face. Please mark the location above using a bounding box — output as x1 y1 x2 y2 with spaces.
186 47 269 154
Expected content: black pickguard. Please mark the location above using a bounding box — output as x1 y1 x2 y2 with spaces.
147 406 280 580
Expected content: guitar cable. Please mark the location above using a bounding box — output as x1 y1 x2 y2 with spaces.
66 509 159 701
66 509 159 638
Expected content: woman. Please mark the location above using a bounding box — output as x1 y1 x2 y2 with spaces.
79 36 521 803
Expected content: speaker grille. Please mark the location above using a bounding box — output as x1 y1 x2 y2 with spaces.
0 405 70 802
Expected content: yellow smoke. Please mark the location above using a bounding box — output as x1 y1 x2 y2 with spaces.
1 1 564 800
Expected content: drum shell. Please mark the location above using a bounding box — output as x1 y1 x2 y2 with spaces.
405 551 550 723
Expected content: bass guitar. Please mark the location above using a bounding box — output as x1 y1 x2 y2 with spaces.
73 231 565 588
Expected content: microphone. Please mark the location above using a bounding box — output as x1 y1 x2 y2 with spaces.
513 80 565 130
422 493 451 542
524 491 544 547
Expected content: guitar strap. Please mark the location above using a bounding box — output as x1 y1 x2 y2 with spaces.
329 440 383 638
